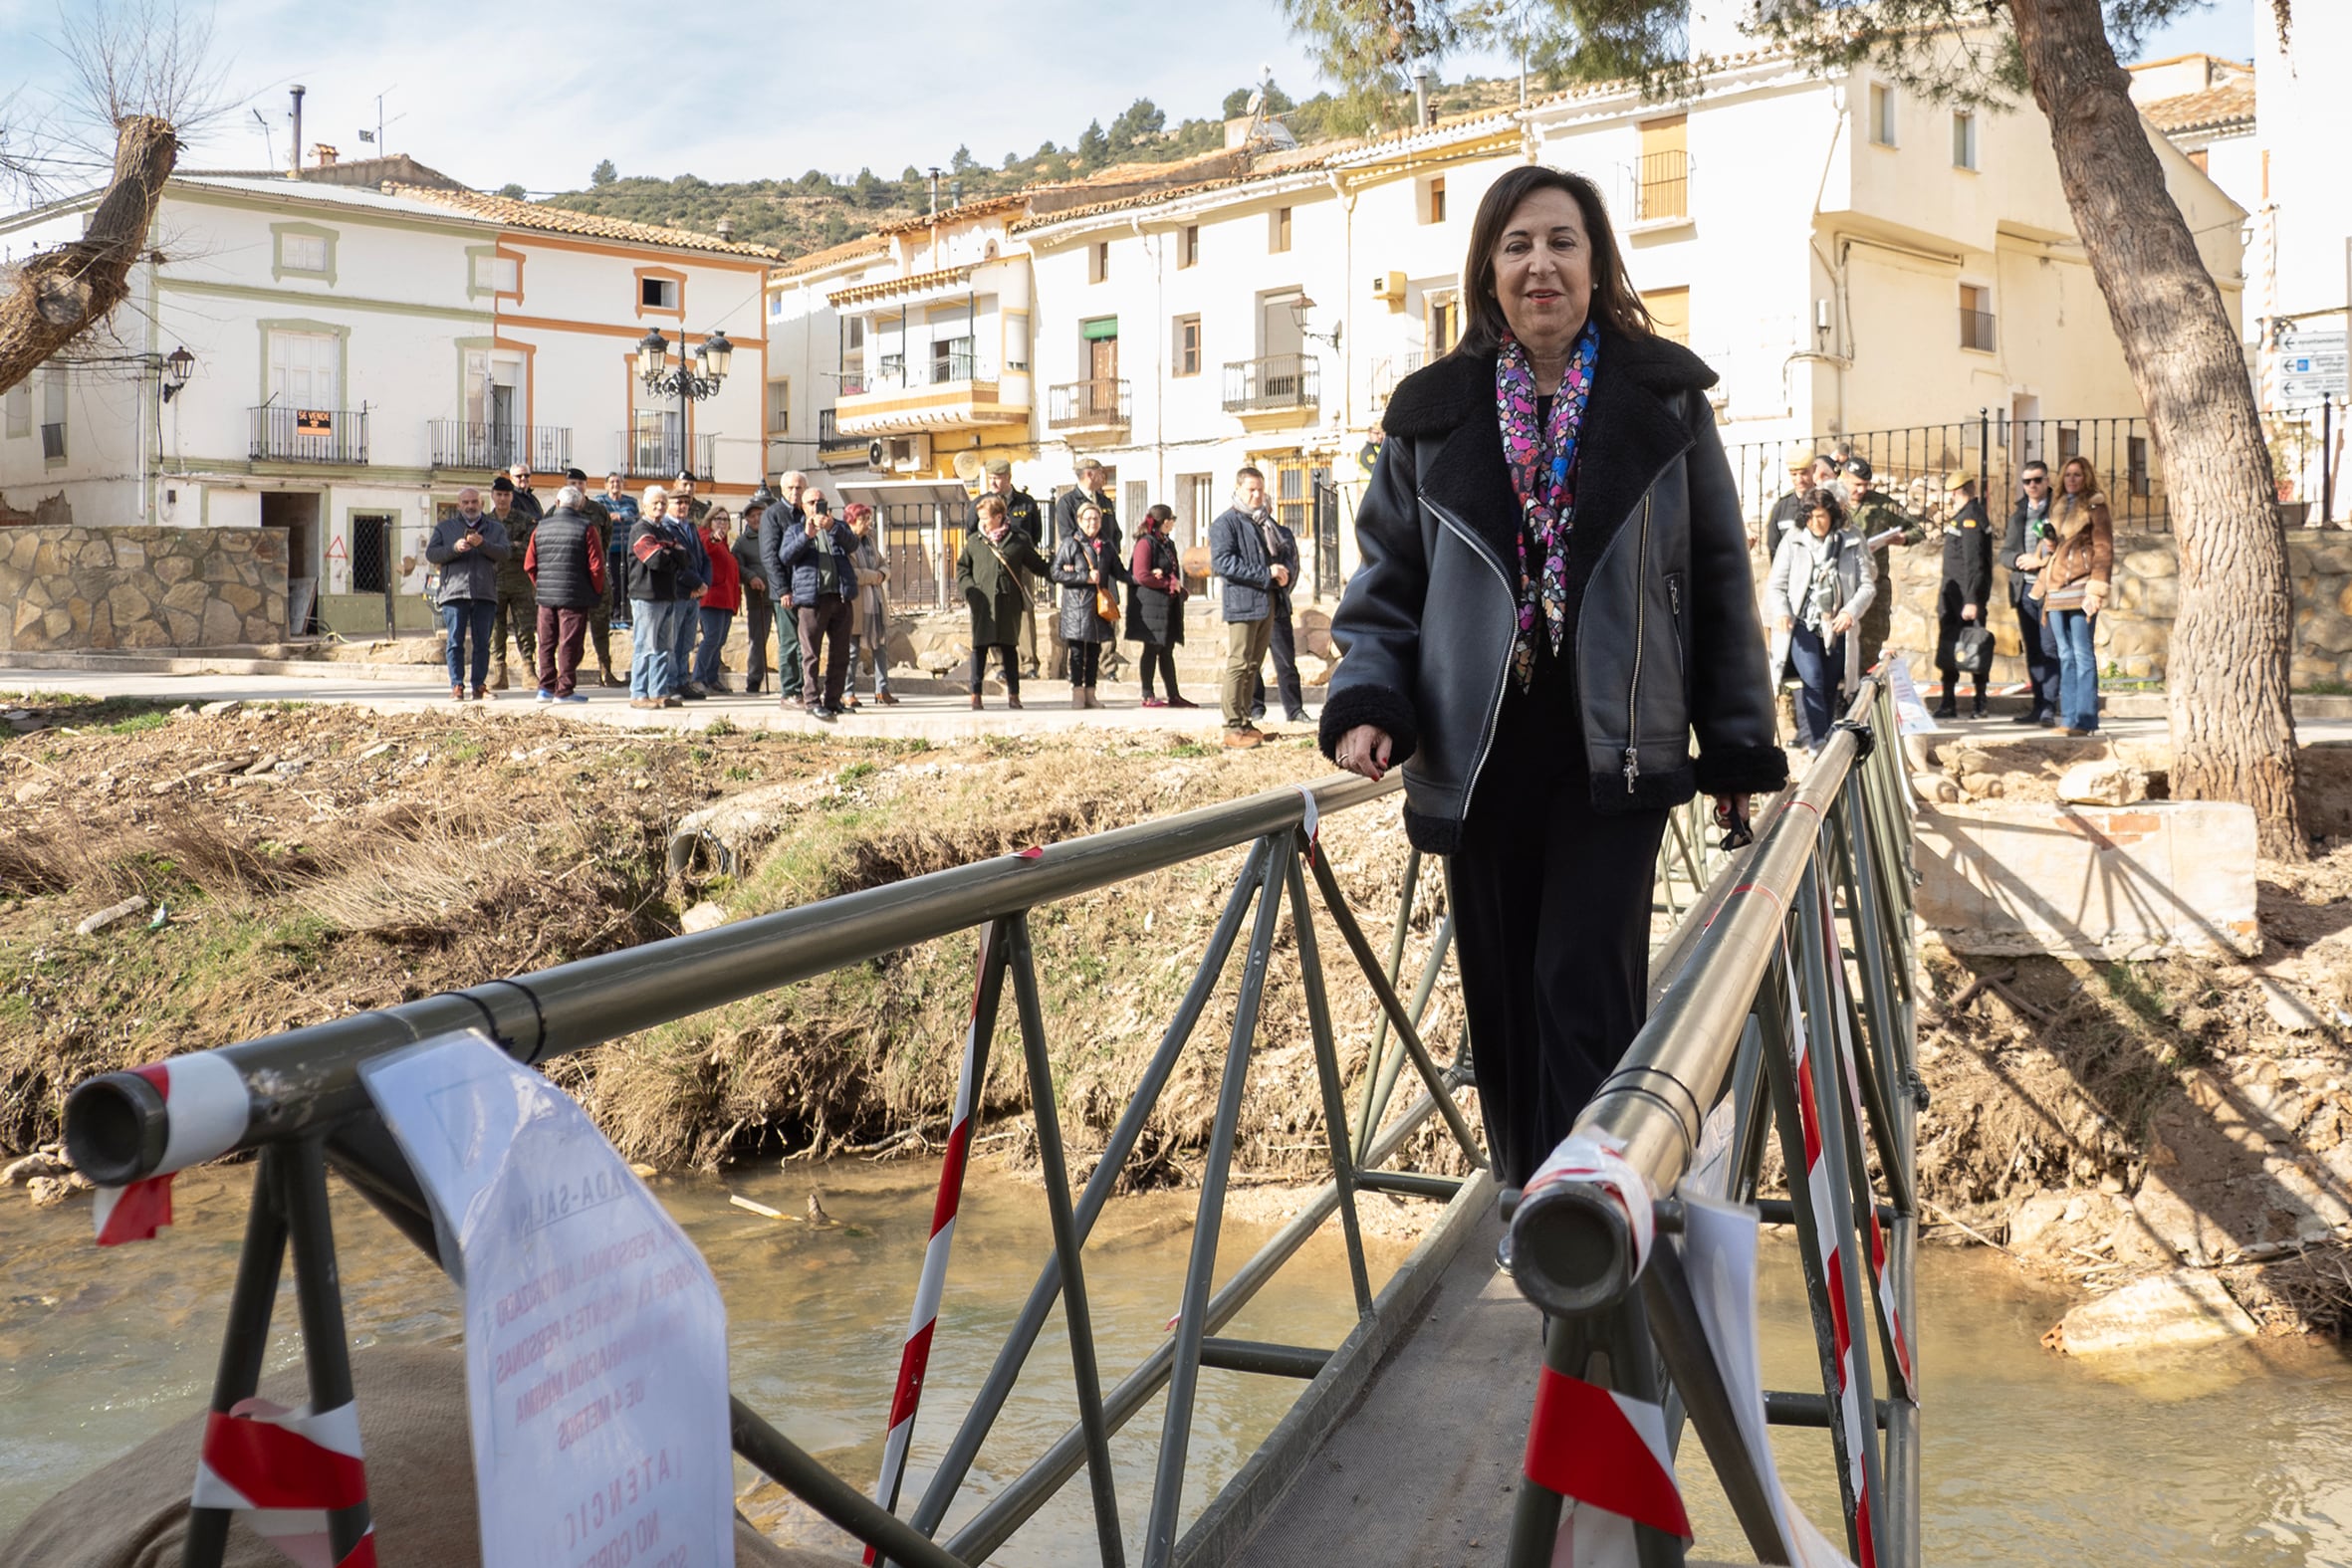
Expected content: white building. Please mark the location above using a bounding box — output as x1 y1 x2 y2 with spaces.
0 163 774 638
2250 3 2350 411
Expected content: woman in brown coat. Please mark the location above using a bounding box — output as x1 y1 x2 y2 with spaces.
2030 454 2113 736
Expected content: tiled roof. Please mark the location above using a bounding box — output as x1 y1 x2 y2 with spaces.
772 234 892 281
827 262 979 308
384 184 783 257
2143 81 2256 134
874 193 1032 235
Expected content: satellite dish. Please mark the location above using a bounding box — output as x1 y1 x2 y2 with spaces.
951 450 986 485
1246 89 1265 114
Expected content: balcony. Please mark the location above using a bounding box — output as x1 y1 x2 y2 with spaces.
613 416 718 480
250 405 368 465
1223 354 1320 427
1048 378 1131 443
1631 151 1692 228
818 408 870 467
427 420 573 472
831 346 1029 437
1960 309 1999 353
1368 351 1427 417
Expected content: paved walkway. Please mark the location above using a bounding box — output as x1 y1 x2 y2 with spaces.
0 663 1317 744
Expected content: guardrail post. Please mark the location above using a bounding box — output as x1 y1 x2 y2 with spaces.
1004 916 1126 1567
1505 1301 1685 1568
1351 846 1422 1160
281 1136 375 1567
1356 912 1454 1162
1285 838 1375 1318
1142 832 1290 1568
181 1150 292 1568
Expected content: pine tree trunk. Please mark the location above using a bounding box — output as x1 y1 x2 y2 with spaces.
2010 0 2304 857
0 116 177 397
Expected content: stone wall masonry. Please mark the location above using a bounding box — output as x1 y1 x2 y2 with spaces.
0 527 288 653
1838 528 2352 689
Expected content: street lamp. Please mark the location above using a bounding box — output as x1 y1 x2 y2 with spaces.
636 329 733 478
1289 297 1341 352
159 344 196 403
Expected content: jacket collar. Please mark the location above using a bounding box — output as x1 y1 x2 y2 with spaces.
1385 328 1713 571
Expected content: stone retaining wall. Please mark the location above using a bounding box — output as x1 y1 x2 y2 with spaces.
1872 527 2352 688
0 528 287 653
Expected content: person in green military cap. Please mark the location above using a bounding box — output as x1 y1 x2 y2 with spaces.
1840 456 1926 675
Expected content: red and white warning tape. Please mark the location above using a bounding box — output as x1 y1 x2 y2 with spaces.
1523 1364 1692 1556
1783 952 1877 1568
1812 896 1915 1390
1521 1132 1657 1276
867 922 998 1556
92 1051 249 1246
191 1395 374 1568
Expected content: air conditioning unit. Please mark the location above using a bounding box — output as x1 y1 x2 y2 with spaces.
1369 271 1407 305
887 434 929 473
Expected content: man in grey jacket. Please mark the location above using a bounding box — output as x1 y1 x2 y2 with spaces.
1209 466 1285 750
423 487 511 701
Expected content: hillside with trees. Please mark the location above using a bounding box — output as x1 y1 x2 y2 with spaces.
533 74 1522 260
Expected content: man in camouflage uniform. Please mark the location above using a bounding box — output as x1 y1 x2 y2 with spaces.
1841 456 1927 676
488 475 537 690
568 467 620 686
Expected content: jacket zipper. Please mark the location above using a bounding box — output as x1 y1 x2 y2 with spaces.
1624 493 1654 794
1419 491 1518 806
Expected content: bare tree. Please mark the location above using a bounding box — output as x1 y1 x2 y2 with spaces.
0 0 229 398
1281 0 2309 853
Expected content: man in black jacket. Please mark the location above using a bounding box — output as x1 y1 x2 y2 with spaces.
1249 510 1306 724
1933 475 1995 719
567 468 620 688
759 473 809 702
736 486 777 694
1210 467 1283 750
487 475 537 690
2001 460 2062 726
1764 451 1834 558
979 460 1046 676
523 485 605 703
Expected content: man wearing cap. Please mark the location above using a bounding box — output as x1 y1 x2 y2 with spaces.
507 464 544 527
1053 459 1126 680
1934 475 1994 720
674 470 712 525
567 467 620 687
1841 456 1925 675
736 485 778 694
1765 452 1837 559
979 460 1046 677
488 475 538 690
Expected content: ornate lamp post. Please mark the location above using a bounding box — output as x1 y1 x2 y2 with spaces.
635 328 732 478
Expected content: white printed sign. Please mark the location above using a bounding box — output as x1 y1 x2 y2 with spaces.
361 1030 734 1568
2277 329 2347 405
1883 654 1936 736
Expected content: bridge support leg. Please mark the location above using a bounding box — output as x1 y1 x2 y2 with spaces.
280 1136 375 1567
1505 1299 1686 1568
181 1149 291 1568
1351 845 1420 1161
1287 837 1374 1319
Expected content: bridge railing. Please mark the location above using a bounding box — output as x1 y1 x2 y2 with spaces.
1504 674 1921 1568
66 770 1522 1568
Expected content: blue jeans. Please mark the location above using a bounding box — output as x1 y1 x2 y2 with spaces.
670 597 699 692
2014 592 2060 717
2051 607 2099 731
1787 621 1844 750
441 599 495 691
692 607 735 688
630 597 686 700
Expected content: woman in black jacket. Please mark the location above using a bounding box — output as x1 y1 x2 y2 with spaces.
1052 501 1122 709
1126 503 1192 708
1322 165 1786 1199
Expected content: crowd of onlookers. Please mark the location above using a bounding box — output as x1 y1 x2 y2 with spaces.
1759 445 2115 751
421 458 1313 737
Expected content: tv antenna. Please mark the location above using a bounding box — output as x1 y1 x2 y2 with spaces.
251 108 275 170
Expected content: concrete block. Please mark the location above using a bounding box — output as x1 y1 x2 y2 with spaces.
1914 798 2259 959
2045 1269 2257 1355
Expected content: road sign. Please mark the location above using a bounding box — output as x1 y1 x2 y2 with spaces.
2278 330 2347 405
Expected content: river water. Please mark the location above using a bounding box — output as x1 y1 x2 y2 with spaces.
5 1157 2349 1564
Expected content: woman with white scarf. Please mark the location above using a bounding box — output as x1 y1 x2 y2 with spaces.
1766 488 1875 753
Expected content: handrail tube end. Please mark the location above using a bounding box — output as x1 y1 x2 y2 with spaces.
64 1071 168 1187
1511 1181 1635 1319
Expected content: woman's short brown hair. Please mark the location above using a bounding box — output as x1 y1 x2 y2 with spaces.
1456 165 1653 359
975 494 1007 521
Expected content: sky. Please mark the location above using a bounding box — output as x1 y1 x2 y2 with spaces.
0 0 2263 198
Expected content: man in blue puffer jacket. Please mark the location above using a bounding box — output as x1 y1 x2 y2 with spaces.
769 489 858 721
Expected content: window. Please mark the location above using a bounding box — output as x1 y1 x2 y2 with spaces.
1868 83 1897 146
40 367 66 462
1178 473 1214 551
272 223 336 282
1951 109 1978 170
1423 176 1447 225
846 318 866 350
1636 116 1689 221
1174 315 1202 377
766 376 790 434
932 336 977 382
4 381 27 438
1426 292 1461 358
1646 286 1691 347
1090 241 1110 284
1005 312 1031 372
1125 480 1149 529
474 253 519 293
1179 224 1199 268
1960 284 1996 351
351 515 392 594
640 275 679 311
1270 206 1293 253
269 329 342 410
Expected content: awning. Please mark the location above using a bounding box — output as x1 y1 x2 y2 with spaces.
1080 317 1120 340
835 480 973 517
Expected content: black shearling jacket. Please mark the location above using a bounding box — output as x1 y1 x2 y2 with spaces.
1319 331 1786 852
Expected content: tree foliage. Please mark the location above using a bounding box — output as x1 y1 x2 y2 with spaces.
590 158 616 186
1109 98 1167 145
1075 118 1110 167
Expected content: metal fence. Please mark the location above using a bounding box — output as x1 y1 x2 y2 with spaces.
1506 676 1921 1567
426 419 573 473
1730 403 2350 539
1222 354 1319 415
614 417 719 480
250 405 368 465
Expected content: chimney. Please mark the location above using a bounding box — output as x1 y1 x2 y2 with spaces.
288 85 306 176
926 167 941 219
1413 69 1432 127
949 177 963 209
313 143 338 167
715 216 735 239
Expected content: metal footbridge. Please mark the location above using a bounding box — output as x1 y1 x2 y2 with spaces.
61 679 1920 1568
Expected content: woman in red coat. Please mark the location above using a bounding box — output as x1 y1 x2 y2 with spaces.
691 509 744 692
1125 504 1193 707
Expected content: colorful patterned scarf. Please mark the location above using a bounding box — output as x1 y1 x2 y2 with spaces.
1497 323 1600 690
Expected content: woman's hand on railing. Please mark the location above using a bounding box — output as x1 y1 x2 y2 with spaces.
1336 725 1393 783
